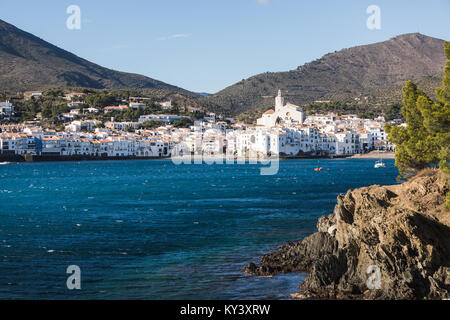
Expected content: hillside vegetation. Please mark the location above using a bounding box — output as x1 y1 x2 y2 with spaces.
0 19 196 96
205 33 446 117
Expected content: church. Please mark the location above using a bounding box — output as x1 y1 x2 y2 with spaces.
256 90 306 127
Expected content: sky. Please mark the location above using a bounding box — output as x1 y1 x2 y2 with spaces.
0 0 449 93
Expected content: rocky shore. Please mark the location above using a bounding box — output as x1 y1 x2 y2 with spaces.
244 169 450 299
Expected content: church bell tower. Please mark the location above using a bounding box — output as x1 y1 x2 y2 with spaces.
275 89 285 112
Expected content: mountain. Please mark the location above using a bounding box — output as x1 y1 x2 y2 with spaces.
0 19 446 117
204 33 447 116
0 19 195 95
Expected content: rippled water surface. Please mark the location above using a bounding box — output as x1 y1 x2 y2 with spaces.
0 159 398 299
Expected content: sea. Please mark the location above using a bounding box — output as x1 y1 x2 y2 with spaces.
0 158 398 299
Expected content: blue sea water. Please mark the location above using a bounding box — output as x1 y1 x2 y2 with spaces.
0 159 398 300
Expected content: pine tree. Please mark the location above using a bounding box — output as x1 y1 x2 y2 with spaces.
386 41 450 178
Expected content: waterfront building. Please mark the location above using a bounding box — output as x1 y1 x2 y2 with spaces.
41 136 63 155
0 90 399 160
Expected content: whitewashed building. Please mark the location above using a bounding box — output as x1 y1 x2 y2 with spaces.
0 101 14 120
257 90 306 127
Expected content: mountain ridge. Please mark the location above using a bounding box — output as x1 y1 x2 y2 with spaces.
203 33 446 116
0 19 196 96
0 19 447 119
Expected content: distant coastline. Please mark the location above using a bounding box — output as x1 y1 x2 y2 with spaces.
0 154 169 163
0 153 394 163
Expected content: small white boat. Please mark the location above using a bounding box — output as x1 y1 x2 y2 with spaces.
374 145 386 168
0 162 11 165
374 160 386 168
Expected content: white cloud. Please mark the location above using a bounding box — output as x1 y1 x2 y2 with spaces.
157 33 192 41
254 0 269 5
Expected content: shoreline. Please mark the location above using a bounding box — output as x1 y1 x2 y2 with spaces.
0 153 395 163
0 154 170 163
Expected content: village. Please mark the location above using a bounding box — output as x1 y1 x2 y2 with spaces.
0 90 400 160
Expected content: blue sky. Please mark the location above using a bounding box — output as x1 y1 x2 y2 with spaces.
0 0 449 93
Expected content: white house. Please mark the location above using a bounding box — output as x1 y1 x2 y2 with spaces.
334 131 356 155
104 105 129 113
84 107 99 114
68 101 83 108
130 102 147 109
105 122 140 131
159 101 172 110
65 92 86 101
186 106 202 113
66 120 101 132
24 91 43 100
0 101 14 120
139 114 183 124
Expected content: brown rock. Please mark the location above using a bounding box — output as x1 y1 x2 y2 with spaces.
244 169 450 300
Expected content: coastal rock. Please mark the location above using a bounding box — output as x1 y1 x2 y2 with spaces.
244 232 340 276
244 169 450 299
317 214 336 233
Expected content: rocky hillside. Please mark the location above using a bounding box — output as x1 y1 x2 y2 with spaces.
205 33 446 116
0 19 195 95
245 169 450 299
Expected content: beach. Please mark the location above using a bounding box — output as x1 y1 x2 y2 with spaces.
350 151 395 159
